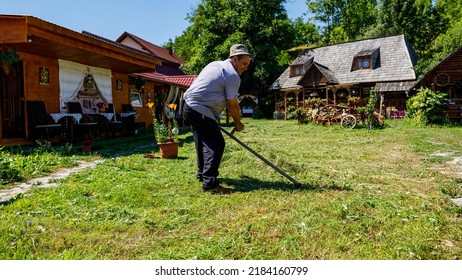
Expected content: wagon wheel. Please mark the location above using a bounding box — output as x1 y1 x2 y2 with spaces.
341 114 357 129
434 73 450 87
315 106 329 125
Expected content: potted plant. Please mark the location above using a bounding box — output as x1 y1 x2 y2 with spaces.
0 46 20 75
146 102 179 159
81 139 92 152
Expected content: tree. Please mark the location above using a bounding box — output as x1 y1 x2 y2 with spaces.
415 19 462 76
291 17 320 48
174 0 296 94
306 0 377 44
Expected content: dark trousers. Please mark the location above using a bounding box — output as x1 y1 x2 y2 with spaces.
183 103 225 190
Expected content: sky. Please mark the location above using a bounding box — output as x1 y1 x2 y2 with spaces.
1 0 308 46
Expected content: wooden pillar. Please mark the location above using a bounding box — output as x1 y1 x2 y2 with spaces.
325 86 329 104
379 92 384 116
284 92 288 120
332 87 337 105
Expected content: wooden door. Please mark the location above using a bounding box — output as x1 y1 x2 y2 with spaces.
0 62 25 139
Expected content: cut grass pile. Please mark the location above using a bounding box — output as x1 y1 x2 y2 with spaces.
0 119 461 259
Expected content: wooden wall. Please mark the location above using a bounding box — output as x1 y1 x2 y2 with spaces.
22 52 60 112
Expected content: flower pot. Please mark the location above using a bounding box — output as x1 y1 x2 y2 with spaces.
81 145 92 152
158 141 178 159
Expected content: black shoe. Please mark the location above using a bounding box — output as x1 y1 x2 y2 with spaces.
202 185 232 194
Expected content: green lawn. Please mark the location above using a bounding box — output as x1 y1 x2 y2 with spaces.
0 119 461 259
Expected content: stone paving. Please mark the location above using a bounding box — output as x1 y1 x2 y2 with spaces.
0 142 156 204
0 160 104 204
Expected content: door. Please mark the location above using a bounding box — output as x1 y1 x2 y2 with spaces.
0 61 25 138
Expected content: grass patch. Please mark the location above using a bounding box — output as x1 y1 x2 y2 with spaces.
0 119 461 259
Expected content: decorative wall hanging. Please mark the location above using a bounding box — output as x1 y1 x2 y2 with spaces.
116 79 122 92
434 73 450 87
84 74 95 89
79 73 100 98
39 67 49 85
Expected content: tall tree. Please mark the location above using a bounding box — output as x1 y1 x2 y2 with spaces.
307 0 377 44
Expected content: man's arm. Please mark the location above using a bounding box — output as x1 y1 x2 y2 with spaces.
227 98 244 132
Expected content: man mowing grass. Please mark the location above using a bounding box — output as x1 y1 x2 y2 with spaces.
183 44 251 194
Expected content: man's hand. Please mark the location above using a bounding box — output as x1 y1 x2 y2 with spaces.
227 98 244 132
235 121 244 132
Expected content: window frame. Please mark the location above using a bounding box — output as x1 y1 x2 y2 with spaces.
353 56 371 71
290 65 304 77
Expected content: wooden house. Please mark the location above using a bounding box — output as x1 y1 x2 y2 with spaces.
0 14 163 145
269 34 418 119
412 45 462 123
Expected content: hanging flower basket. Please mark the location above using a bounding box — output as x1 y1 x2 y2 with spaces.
0 46 20 75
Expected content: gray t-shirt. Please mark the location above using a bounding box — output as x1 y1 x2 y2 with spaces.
184 58 240 120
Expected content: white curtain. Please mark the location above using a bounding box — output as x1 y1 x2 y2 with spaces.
164 86 180 117
58 59 113 112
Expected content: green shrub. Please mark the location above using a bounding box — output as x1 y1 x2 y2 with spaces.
0 148 22 184
406 87 449 125
252 108 265 119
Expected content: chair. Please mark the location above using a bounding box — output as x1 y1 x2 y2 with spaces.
390 110 398 119
66 101 98 140
104 103 125 137
120 103 146 135
26 101 63 143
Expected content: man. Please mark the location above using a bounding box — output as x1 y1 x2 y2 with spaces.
183 44 251 194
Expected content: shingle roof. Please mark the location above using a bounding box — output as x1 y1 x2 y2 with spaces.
81 31 162 61
375 81 415 92
270 34 418 91
312 62 339 84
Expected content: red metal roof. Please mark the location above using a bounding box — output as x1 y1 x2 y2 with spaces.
136 72 196 88
166 75 197 87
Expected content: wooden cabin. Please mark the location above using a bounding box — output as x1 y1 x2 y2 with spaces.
0 14 164 146
413 45 462 123
269 35 418 119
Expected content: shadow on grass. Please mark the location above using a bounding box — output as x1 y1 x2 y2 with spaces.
222 175 352 193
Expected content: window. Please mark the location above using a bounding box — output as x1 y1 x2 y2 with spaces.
291 65 304 77
353 57 371 70
130 91 143 107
